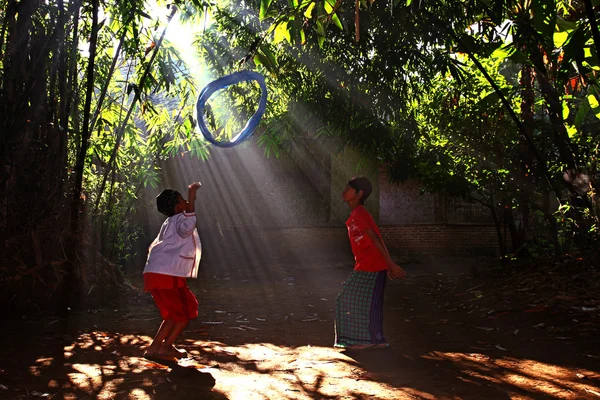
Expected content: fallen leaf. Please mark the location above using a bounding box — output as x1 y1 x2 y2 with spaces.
584 388 600 397
240 325 259 331
476 326 495 331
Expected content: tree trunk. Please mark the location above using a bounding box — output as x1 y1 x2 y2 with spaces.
71 0 100 234
490 203 506 262
518 64 535 254
94 6 177 211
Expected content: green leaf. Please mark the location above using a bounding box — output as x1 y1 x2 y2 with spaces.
588 93 600 119
331 13 343 30
573 98 590 128
304 2 316 18
490 44 516 60
274 22 289 44
561 99 570 120
457 34 481 53
259 0 273 20
562 28 585 64
556 17 577 33
532 0 557 41
553 31 569 47
261 46 278 70
136 9 152 19
315 19 325 36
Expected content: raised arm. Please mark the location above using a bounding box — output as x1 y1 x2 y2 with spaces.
186 182 201 213
176 182 201 238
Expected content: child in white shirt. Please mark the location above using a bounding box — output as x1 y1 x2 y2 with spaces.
143 182 202 360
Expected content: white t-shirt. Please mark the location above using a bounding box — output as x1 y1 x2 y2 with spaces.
143 211 201 278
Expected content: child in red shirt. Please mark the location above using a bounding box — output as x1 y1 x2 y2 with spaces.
335 177 406 350
143 182 202 360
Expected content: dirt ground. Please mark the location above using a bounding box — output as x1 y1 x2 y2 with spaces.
1 254 599 399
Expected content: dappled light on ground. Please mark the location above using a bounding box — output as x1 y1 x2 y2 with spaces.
425 351 600 399
181 340 404 399
3 256 599 399
16 329 600 399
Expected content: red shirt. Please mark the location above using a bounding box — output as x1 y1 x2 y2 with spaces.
345 206 388 272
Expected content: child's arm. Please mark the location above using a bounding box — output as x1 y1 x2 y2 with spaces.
187 182 201 213
364 229 406 280
176 182 201 239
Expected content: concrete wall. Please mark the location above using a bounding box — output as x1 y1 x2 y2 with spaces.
135 138 498 267
146 137 331 233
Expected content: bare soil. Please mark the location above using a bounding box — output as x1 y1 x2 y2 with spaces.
1 255 599 399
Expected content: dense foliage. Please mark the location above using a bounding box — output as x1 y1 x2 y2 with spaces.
199 0 600 257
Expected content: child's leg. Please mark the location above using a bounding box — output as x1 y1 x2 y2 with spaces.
160 320 189 357
145 319 176 356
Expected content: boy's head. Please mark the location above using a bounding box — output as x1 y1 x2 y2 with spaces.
348 176 372 205
156 189 181 216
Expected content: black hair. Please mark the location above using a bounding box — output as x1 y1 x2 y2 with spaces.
348 177 372 205
156 189 180 216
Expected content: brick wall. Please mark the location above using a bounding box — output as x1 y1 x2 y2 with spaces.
380 224 498 254
380 178 437 224
196 224 499 265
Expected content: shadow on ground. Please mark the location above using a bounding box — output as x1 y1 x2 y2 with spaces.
1 253 599 399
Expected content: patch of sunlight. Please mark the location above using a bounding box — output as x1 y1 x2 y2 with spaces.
102 364 117 376
35 357 53 366
69 363 104 393
185 340 415 399
128 388 152 400
398 387 439 400
118 358 132 372
149 0 212 86
28 366 41 377
424 351 600 399
97 377 125 400
120 334 150 346
29 357 54 376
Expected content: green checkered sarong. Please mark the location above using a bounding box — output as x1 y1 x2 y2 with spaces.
334 270 387 347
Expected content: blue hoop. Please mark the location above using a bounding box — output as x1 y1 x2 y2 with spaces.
196 70 268 148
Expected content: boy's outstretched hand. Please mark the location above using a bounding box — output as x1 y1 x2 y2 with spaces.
188 182 202 191
387 262 406 280
186 182 201 213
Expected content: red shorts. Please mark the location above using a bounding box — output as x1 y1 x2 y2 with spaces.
149 286 199 322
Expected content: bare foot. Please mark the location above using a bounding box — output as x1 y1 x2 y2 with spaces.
143 344 162 358
160 344 188 359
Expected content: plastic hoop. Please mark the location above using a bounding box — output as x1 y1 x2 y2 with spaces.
196 70 267 148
